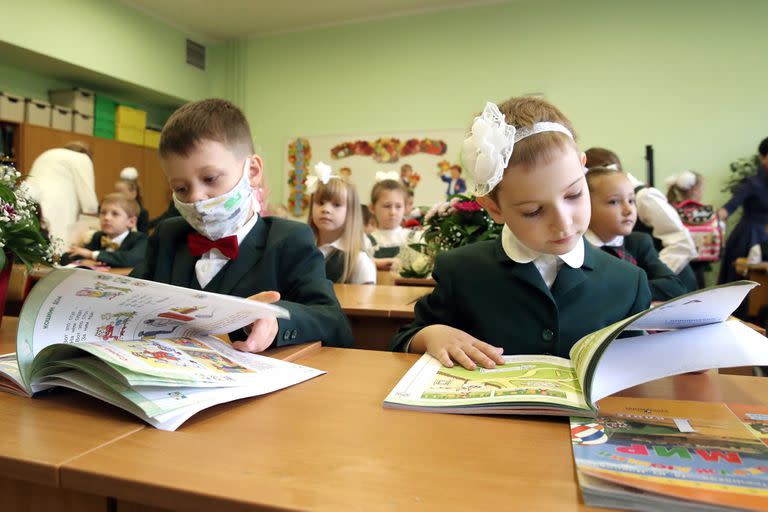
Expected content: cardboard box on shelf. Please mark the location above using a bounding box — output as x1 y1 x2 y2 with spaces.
51 105 73 131
72 111 94 135
49 88 94 116
25 99 51 127
0 92 24 123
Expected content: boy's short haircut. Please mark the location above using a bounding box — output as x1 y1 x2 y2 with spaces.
159 99 254 159
101 193 140 218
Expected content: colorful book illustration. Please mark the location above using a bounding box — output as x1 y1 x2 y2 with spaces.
571 397 768 511
0 268 324 431
384 282 768 416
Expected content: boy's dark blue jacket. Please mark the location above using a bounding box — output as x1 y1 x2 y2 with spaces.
131 216 353 348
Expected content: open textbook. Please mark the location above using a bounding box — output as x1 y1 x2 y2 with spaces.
384 281 768 416
571 398 768 511
0 268 324 430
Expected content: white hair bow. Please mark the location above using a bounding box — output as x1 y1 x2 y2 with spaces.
461 102 574 196
375 170 400 182
305 161 336 194
665 170 697 191
120 167 139 180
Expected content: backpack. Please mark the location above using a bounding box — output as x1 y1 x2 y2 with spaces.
673 199 722 262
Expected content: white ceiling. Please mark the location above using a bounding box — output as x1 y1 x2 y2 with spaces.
121 0 507 42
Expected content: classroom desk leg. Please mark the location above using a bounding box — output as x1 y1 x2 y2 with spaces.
348 316 410 351
0 476 106 512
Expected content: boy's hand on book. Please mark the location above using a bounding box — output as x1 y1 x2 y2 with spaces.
232 291 281 353
68 246 92 259
413 325 504 370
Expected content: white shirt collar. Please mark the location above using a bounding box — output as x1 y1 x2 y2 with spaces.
500 224 584 268
318 239 342 258
584 230 624 248
110 230 130 245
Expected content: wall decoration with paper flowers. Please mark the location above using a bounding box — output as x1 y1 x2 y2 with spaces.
287 138 312 217
330 137 447 163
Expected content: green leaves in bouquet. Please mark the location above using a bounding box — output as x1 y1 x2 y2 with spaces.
0 160 56 269
422 194 503 254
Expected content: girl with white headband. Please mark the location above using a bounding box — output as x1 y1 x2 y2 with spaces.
390 96 651 370
306 162 376 284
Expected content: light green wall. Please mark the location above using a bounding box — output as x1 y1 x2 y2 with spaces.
242 0 768 207
0 0 209 102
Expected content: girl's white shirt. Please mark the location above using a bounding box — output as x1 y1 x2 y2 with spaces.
318 240 377 284
500 224 584 289
370 226 409 248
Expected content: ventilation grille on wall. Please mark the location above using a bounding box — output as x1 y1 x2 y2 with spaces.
186 39 206 70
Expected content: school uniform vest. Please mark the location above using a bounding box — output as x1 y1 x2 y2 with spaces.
325 249 345 283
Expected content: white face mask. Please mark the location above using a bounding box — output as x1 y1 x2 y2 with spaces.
173 159 255 240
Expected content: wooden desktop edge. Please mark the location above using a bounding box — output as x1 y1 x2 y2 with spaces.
263 341 322 362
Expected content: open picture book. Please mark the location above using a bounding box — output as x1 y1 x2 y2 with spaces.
0 268 324 431
384 281 768 416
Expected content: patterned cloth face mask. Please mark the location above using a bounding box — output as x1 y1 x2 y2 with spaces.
173 159 254 240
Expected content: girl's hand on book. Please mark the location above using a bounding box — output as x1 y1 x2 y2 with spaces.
412 325 504 370
232 291 281 353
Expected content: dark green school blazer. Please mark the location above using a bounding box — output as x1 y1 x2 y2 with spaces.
623 232 687 301
60 230 148 268
390 239 651 357
131 216 353 348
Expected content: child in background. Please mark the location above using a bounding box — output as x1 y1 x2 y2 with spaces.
438 164 467 198
307 162 376 284
666 170 720 289
131 99 352 352
391 97 650 369
585 147 698 292
115 167 149 233
362 204 377 235
585 166 685 301
369 174 409 269
60 193 148 268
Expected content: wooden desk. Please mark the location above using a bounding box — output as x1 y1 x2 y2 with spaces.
29 264 133 281
0 312 145 511
0 316 320 512
735 258 768 318
333 284 431 350
58 348 768 512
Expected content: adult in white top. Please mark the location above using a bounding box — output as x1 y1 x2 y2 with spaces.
26 142 98 247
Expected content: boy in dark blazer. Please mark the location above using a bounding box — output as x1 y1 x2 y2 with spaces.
61 193 147 268
131 99 352 351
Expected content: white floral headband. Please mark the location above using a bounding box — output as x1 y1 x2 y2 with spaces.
375 170 400 182
664 170 697 191
305 161 339 194
460 102 574 196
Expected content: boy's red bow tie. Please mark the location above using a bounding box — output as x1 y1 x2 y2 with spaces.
187 233 239 259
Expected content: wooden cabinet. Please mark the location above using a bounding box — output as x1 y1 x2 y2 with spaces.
11 123 169 219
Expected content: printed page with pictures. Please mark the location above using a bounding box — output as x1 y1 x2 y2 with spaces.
15 268 289 392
